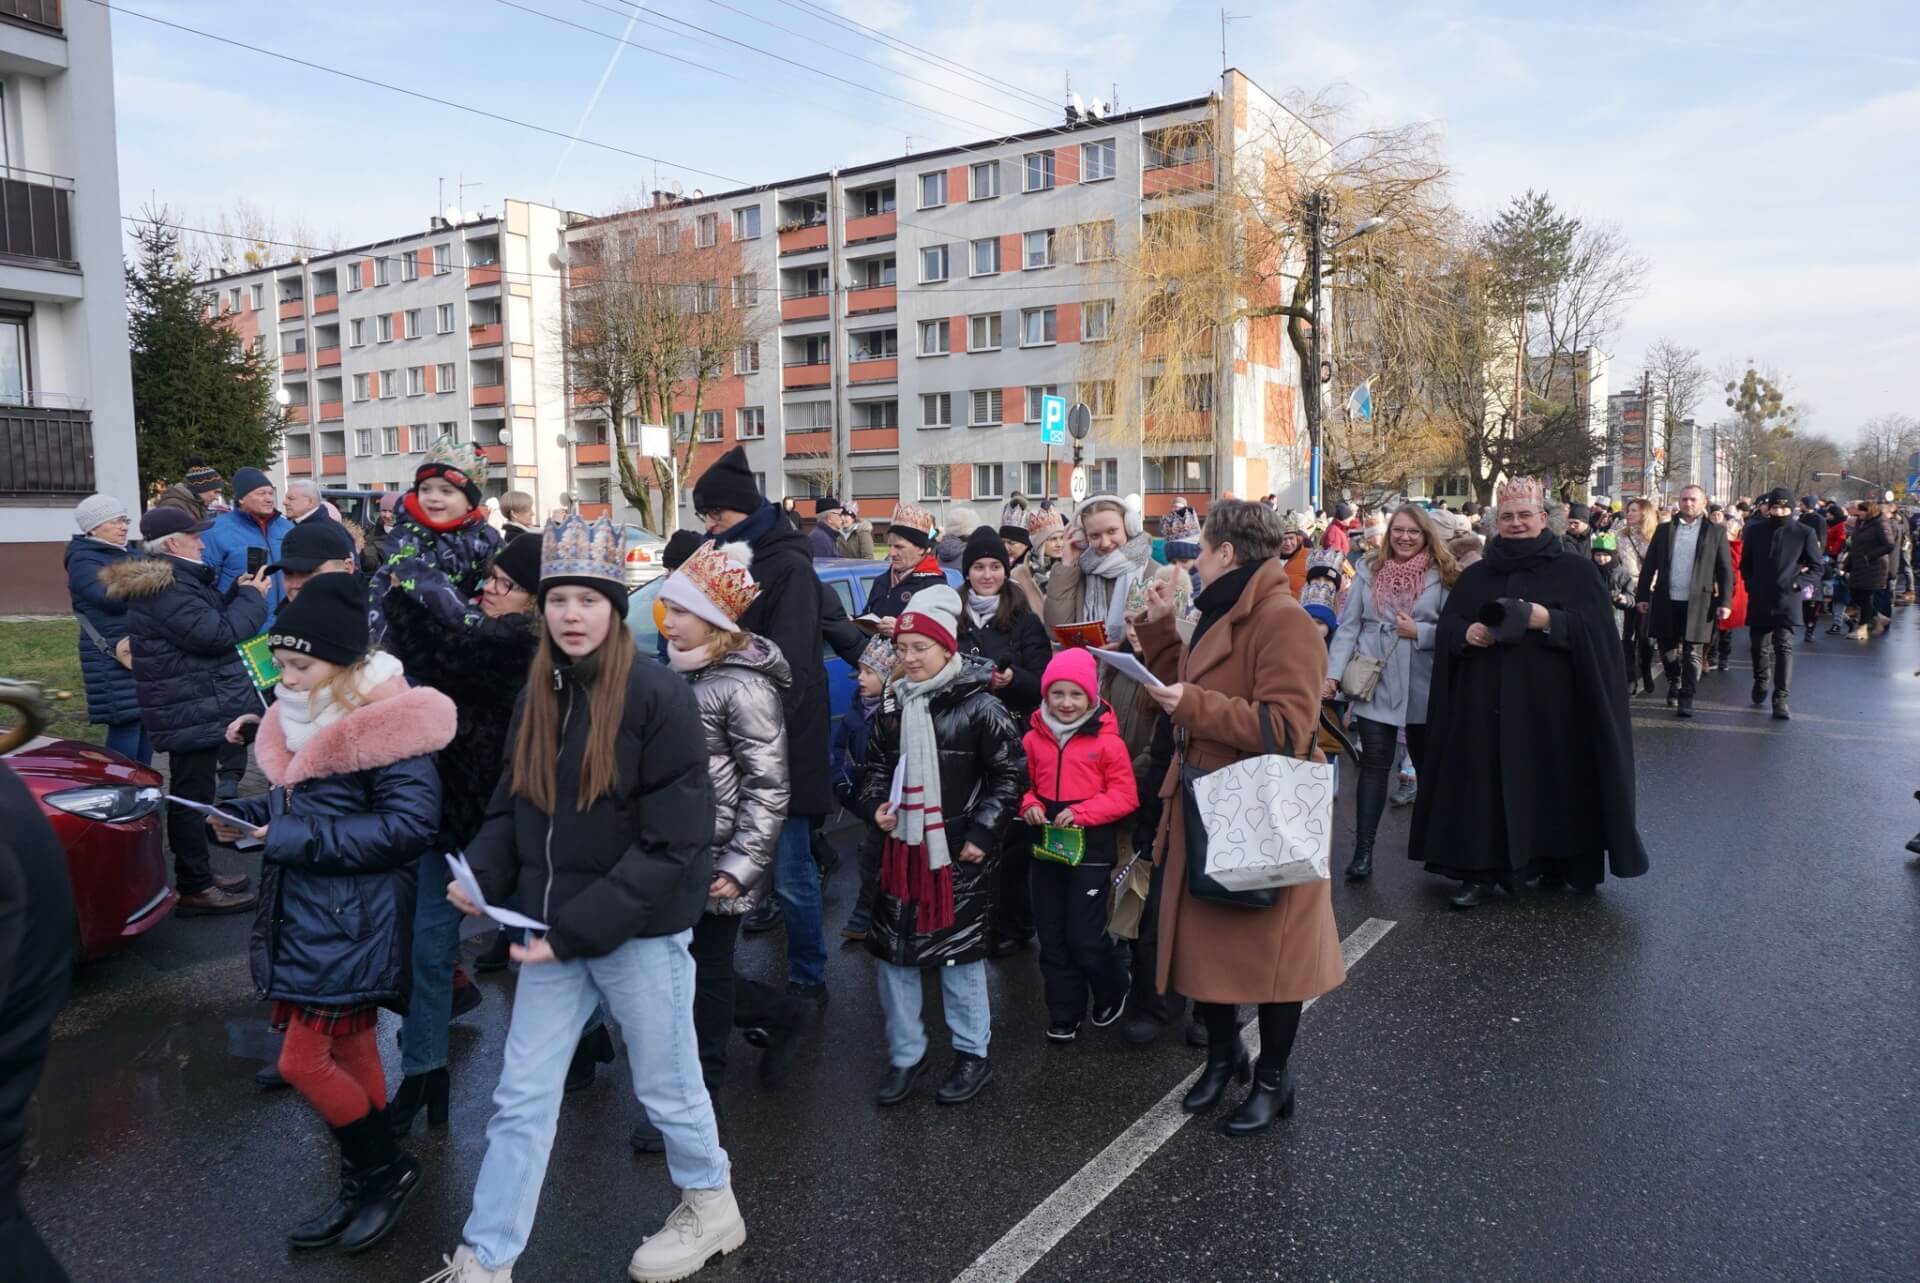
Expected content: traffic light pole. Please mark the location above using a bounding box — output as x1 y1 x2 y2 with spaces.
1304 191 1325 513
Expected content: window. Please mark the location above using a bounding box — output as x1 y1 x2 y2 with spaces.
970 237 1000 277
249 283 264 310
918 171 947 209
1076 220 1116 263
1146 125 1211 169
973 463 1005 498
1081 138 1116 182
699 410 724 442
920 244 949 283
1022 461 1049 495
853 400 896 428
1024 151 1056 192
436 363 456 391
280 330 306 353
347 265 362 292
691 282 720 314
1023 229 1054 270
970 161 1000 200
375 257 392 286
1088 458 1120 493
437 304 454 334
788 400 832 429
440 420 459 443
1024 384 1061 423
1144 455 1214 494
851 329 898 360
379 369 397 399
1021 306 1057 347
968 313 1002 352
1083 299 1114 342
352 373 370 401
696 214 717 248
969 388 1003 426
407 366 425 396
409 424 431 452
382 426 400 454
919 464 952 499
920 393 952 428
376 314 393 343
401 250 419 281
794 334 831 365
732 206 761 240
731 273 759 307
734 343 760 375
404 309 421 339
919 319 949 356
434 243 452 274
354 428 373 456
1085 379 1116 419
850 468 898 500
736 407 766 439
859 187 896 216
657 221 680 253
1184 372 1215 411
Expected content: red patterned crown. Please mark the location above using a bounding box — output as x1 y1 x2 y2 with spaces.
659 540 758 632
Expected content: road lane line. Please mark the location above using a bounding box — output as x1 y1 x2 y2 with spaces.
951 916 1396 1283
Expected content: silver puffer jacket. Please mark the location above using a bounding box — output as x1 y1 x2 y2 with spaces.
681 634 792 916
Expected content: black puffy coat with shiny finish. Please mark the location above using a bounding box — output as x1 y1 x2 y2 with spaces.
857 659 1024 968
101 556 268 753
956 606 1053 724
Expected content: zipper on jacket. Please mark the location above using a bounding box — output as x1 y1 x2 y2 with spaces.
542 677 575 928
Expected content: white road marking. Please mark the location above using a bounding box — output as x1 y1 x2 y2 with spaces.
951 916 1397 1283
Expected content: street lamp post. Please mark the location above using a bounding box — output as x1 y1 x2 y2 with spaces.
1304 197 1385 512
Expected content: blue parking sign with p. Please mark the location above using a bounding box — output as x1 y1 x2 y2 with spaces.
1040 394 1067 445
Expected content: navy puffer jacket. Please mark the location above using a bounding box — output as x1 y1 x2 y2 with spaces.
222 678 456 1007
101 556 268 753
64 535 141 726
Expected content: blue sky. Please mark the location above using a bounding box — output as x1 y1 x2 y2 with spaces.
109 0 1918 441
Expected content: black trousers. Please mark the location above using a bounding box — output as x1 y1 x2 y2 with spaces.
1029 855 1128 1025
1749 625 1796 697
0 972 71 1283
216 738 248 788
162 746 219 895
1196 999 1302 1081
993 852 1035 945
688 912 788 1093
1714 629 1733 666
1352 717 1427 857
1655 599 1702 700
1126 855 1184 1024
1622 606 1656 684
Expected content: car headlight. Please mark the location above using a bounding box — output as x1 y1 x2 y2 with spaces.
45 785 164 824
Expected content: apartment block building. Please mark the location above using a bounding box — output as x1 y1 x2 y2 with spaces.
206 199 571 512
2 0 139 611
563 70 1310 530
1602 383 1666 500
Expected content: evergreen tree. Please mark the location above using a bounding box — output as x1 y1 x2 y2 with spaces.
126 216 284 498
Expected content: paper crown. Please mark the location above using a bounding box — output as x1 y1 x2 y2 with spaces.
998 497 1028 530
1025 507 1066 535
1495 475 1547 507
1163 509 1202 543
858 634 898 673
539 513 626 590
889 502 936 537
660 541 759 630
420 436 489 489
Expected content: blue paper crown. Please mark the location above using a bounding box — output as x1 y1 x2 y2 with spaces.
540 513 627 589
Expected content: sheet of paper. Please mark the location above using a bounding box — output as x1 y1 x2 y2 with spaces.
888 758 906 810
1087 646 1165 688
165 793 264 830
445 853 550 932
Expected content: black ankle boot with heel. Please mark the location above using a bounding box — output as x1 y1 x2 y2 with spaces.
1182 1036 1251 1112
1222 1066 1297 1137
387 1066 449 1134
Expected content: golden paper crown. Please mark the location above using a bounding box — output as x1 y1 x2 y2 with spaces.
1495 476 1547 507
540 513 626 590
889 502 936 536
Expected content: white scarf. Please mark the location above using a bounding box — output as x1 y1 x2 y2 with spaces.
1037 701 1098 748
275 650 403 753
666 640 719 673
893 652 965 873
1078 530 1153 644
965 591 1000 627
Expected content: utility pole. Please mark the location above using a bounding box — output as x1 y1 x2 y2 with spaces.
1304 189 1325 511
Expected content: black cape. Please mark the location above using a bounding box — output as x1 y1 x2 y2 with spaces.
1410 531 1649 883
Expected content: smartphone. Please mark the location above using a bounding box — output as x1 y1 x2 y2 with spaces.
246 546 267 575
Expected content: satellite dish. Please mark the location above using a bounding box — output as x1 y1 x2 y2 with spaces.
1070 92 1086 117
549 247 570 270
691 188 704 200
668 180 685 198
444 205 464 226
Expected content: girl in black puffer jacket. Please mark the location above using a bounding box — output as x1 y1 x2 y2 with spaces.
214 574 455 1255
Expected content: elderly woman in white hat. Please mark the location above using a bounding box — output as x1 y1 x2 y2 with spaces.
66 493 147 762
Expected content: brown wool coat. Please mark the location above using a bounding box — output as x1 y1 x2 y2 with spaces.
1138 556 1347 1005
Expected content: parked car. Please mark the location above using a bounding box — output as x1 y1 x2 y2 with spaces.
619 525 670 587
4 735 175 961
321 488 389 530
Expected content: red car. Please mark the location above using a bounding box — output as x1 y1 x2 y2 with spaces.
5 735 176 960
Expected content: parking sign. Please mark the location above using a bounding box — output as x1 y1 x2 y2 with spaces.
1040 394 1067 446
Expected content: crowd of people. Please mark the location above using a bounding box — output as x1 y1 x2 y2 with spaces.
25 441 1914 1282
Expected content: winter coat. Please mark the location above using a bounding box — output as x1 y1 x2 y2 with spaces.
1846 514 1894 591
818 580 867 666
806 522 840 561
956 603 1053 724
466 643 716 961
734 511 832 817
1137 555 1346 1006
1825 518 1849 561
682 636 792 917
1324 560 1446 728
199 507 294 620
101 556 268 754
1635 517 1733 644
836 521 876 561
1615 527 1651 583
864 559 947 621
1718 538 1749 631
378 556 539 853
368 503 502 646
150 483 209 521
64 536 141 726
1019 704 1139 866
1740 516 1824 631
857 660 1024 968
222 681 455 1008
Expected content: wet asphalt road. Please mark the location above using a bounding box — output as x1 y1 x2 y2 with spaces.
24 616 1920 1283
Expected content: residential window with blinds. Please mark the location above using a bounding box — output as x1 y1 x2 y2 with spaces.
970 389 1003 426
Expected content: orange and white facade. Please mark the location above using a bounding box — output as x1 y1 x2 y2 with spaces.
205 199 571 513
565 70 1312 529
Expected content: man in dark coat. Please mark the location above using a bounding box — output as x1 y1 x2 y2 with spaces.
149 457 225 522
1560 502 1594 558
101 507 269 916
1740 488 1824 721
1634 484 1733 718
1411 477 1649 907
807 496 849 560
1846 501 1896 635
1795 498 1830 640
694 446 831 1002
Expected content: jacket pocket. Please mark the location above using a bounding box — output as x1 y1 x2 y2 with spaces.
332 881 372 942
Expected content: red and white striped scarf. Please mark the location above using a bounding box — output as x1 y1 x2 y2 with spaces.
879 653 963 931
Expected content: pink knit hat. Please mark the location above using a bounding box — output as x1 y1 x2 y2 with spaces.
1041 648 1098 700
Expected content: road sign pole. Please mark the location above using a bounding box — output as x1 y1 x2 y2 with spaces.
1044 445 1053 500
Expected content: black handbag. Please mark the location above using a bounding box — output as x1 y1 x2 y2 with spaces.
1179 703 1295 911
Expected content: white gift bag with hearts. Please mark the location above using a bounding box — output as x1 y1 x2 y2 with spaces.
1187 751 1335 891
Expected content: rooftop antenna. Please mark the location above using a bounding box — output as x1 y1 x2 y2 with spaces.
1219 10 1248 72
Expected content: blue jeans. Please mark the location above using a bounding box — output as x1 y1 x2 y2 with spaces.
462 931 728 1270
104 721 152 766
773 817 827 987
402 856 461 1075
874 959 990 1067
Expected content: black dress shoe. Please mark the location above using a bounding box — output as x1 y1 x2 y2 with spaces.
876 1055 927 1106
1449 881 1496 909
629 1117 666 1154
787 981 829 1011
1751 681 1769 706
1120 1010 1163 1046
1221 1068 1296 1137
473 929 512 973
935 1053 993 1105
1344 846 1374 881
388 1066 450 1133
255 1059 289 1090
1676 698 1694 719
1772 696 1791 721
565 1025 616 1093
742 899 784 935
1182 1038 1251 1112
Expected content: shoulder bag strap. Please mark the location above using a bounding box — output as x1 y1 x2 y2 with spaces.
73 611 114 656
1259 702 1296 759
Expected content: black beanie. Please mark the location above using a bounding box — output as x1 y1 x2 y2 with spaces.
961 525 1011 578
1566 502 1591 523
231 466 274 503
663 528 705 571
267 572 369 666
415 461 483 507
492 532 543 594
999 524 1032 552
691 445 762 517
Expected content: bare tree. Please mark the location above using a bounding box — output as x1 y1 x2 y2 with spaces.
184 199 343 275
1846 413 1919 495
1642 336 1709 486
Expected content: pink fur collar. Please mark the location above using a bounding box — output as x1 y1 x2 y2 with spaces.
255 679 458 786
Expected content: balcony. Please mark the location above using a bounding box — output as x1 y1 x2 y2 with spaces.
285 404 309 424
287 456 312 475
846 285 896 316
843 212 897 245
777 223 828 256
0 169 74 268
315 346 341 367
0 405 92 497
276 298 304 321
781 293 830 323
849 427 899 453
784 428 831 458
478 444 508 465
1144 159 1213 197
320 454 347 476
0 1 62 34
472 383 506 407
312 293 339 315
317 400 345 422
848 358 898 384
469 322 503 347
467 263 502 288
575 443 611 466
282 350 308 373
782 362 831 390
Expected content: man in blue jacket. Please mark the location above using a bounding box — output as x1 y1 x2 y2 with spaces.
200 466 293 621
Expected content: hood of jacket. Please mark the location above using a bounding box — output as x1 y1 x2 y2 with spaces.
694 633 794 688
99 554 199 601
255 680 458 787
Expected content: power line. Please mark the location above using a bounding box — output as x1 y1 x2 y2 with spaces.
491 0 741 82
772 0 1057 112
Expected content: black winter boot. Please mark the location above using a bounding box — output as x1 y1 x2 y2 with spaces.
337 1110 421 1253
1181 1034 1251 1113
288 1117 376 1248
1222 1066 1297 1137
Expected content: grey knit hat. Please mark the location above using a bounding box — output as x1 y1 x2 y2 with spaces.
75 493 128 534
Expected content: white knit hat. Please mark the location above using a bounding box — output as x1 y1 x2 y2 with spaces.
658 541 758 633
896 583 962 653
75 493 128 533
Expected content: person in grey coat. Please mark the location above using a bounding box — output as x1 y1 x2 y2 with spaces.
1325 504 1459 881
1635 485 1733 718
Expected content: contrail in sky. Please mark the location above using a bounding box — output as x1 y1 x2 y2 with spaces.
550 2 646 188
